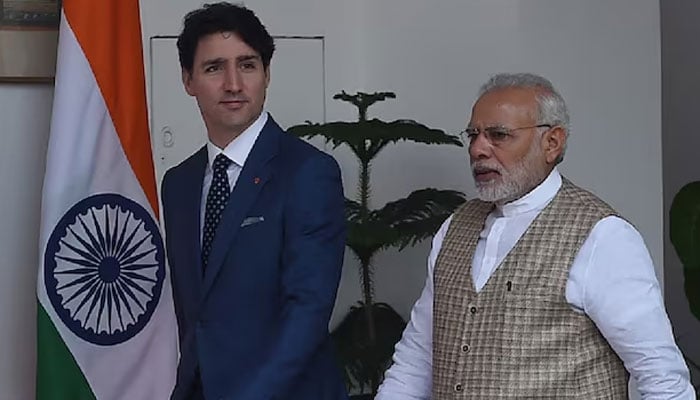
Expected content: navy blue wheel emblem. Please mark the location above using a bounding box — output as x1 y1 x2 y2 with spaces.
44 194 165 345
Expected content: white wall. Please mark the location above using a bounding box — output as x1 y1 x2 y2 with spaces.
661 0 700 385
142 0 663 325
355 0 664 322
0 84 53 399
1 0 664 398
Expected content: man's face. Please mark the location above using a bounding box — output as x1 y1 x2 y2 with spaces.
183 31 270 146
467 87 551 203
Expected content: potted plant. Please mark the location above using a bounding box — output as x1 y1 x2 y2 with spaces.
289 91 466 397
669 181 700 393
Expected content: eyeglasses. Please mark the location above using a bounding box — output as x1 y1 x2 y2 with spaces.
461 124 552 146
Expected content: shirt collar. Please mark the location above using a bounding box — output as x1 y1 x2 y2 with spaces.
206 110 268 169
497 168 562 217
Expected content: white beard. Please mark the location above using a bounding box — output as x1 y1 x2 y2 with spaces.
471 139 548 204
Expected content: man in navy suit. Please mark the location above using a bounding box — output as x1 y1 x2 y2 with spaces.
161 3 348 399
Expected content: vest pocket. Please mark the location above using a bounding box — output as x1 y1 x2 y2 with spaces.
500 294 581 370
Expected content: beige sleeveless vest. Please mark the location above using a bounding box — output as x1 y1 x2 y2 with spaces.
432 178 628 399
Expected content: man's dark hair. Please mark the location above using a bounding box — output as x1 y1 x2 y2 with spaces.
177 2 275 73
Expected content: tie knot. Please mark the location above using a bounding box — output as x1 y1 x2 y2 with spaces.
213 154 232 172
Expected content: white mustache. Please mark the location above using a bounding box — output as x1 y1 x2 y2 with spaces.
471 162 504 175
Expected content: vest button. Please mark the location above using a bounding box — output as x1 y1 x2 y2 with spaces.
461 344 470 353
470 306 478 314
454 383 463 392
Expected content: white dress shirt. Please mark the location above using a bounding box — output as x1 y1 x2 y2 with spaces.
200 111 268 239
376 169 695 400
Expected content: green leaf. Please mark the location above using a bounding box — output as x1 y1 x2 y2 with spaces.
670 181 700 270
345 198 363 222
344 190 466 259
346 219 397 260
331 302 406 393
289 119 462 147
288 119 462 163
670 181 700 322
375 189 467 249
332 91 396 108
684 266 700 321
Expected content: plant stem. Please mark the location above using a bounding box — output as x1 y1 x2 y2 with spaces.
358 145 378 397
358 155 376 343
359 160 370 221
359 103 368 122
361 258 376 342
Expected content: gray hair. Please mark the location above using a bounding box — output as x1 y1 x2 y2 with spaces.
479 73 569 163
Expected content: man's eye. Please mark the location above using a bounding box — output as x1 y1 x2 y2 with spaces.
240 62 257 71
464 129 479 141
488 129 509 141
204 65 220 73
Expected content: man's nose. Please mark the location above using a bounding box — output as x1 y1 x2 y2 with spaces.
468 130 492 160
223 68 242 92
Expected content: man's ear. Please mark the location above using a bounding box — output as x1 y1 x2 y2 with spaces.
182 68 194 96
543 126 567 164
264 65 271 88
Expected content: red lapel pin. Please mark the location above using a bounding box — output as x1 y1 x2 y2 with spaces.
254 177 261 185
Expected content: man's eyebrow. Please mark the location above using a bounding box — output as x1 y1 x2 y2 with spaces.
237 54 261 62
200 57 226 67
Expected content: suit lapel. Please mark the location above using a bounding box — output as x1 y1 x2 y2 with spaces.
180 146 208 293
201 118 280 295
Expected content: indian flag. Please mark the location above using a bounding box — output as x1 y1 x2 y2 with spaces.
36 1 178 399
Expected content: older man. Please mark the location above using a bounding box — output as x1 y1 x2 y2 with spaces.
375 73 695 399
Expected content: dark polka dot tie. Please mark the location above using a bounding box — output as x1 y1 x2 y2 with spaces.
202 154 233 272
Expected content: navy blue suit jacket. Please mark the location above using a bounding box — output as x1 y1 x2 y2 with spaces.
161 116 348 400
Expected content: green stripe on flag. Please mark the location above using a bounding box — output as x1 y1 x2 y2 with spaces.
36 304 96 400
